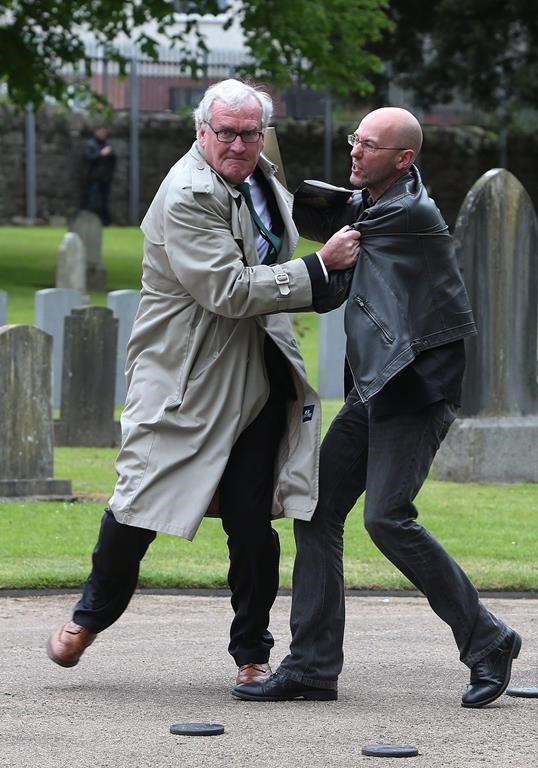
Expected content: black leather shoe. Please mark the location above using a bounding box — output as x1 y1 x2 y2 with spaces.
461 629 522 708
232 670 337 701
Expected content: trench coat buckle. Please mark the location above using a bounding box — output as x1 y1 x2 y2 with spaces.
272 265 290 296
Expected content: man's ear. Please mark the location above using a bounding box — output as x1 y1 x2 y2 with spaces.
396 148 415 171
198 122 207 146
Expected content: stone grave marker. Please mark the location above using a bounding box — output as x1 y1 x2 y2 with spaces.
68 209 107 291
55 232 86 291
55 306 118 447
0 325 71 497
433 169 538 482
35 288 83 409
263 127 287 188
107 289 140 406
318 304 347 399
0 290 7 325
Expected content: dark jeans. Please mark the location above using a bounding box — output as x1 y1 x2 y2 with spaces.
85 179 112 225
73 342 287 667
279 392 509 689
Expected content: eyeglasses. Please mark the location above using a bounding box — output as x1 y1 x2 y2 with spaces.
204 122 263 144
347 135 407 153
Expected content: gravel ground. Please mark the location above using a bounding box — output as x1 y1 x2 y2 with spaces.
1 592 536 768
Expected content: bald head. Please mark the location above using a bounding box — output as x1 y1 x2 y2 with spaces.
349 107 422 200
360 107 423 156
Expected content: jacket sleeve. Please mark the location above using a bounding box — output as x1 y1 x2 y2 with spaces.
312 269 354 313
293 195 362 242
162 185 313 318
298 253 354 314
293 192 361 313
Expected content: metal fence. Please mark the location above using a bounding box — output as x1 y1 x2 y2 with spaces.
70 43 253 113
22 44 330 224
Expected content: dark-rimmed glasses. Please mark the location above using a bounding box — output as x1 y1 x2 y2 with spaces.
204 122 263 144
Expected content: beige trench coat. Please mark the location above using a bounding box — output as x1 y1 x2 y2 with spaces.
109 142 321 540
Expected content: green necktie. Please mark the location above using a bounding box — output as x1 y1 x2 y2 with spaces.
236 181 281 263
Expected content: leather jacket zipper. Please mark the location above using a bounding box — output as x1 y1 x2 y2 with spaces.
354 296 394 343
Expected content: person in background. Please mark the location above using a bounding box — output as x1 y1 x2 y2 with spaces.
83 125 116 225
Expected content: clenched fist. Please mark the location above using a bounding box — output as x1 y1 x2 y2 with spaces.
318 225 360 271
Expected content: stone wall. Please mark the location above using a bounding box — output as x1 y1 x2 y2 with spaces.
1 105 537 230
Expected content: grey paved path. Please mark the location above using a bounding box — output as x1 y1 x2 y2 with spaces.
1 593 536 767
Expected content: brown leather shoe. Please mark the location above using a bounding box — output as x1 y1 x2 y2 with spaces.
46 621 97 668
236 662 272 685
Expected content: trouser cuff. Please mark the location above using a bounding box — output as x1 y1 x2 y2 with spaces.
278 667 338 691
461 625 511 668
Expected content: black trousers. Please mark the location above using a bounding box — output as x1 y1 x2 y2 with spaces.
85 179 112 225
73 337 289 666
279 392 507 687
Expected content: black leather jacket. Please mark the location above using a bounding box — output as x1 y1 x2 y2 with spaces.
295 166 477 403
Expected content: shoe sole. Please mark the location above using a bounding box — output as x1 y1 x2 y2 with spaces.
461 632 522 709
232 689 337 702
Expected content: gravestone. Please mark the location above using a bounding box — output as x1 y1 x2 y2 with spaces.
55 306 118 447
107 289 140 405
35 288 83 409
68 209 107 291
0 290 7 325
318 304 347 399
56 232 86 291
264 127 287 188
433 169 538 482
0 325 72 497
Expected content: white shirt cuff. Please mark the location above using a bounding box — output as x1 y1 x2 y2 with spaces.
315 252 329 283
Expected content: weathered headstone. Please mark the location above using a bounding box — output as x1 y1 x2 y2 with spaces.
55 232 86 291
318 304 347 399
55 306 118 447
68 209 107 291
0 290 7 325
0 325 72 497
263 127 287 188
433 169 538 482
107 289 140 405
458 170 538 416
35 288 83 409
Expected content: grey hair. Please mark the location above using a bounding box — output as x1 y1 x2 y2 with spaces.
194 79 273 132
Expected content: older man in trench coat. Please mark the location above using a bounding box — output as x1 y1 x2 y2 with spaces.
46 79 359 687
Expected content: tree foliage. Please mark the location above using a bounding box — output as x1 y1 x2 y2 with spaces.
377 0 538 113
0 0 392 109
238 0 392 97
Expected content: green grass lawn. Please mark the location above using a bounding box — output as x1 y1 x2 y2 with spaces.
1 226 537 593
1 475 536 592
1 226 145 324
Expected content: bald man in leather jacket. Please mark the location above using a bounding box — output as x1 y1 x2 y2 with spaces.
234 107 522 709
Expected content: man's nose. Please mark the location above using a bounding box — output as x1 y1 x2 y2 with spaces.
230 135 246 151
351 142 363 158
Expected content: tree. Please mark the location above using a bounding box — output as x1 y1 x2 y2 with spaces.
0 0 392 109
375 0 538 114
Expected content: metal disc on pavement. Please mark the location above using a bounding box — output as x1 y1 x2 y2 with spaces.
506 687 538 698
170 722 224 736
361 744 419 758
